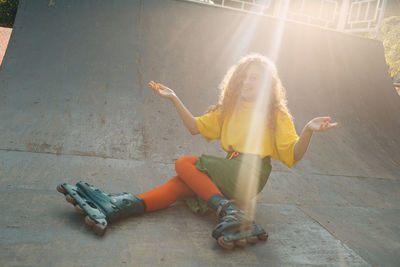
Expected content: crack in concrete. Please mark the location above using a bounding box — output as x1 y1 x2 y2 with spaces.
0 148 396 180
0 148 174 165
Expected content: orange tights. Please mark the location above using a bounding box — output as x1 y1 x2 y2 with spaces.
138 156 223 212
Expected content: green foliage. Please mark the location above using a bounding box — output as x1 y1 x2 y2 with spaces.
378 16 400 78
0 0 18 28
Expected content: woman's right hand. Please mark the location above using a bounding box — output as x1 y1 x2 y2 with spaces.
149 81 176 100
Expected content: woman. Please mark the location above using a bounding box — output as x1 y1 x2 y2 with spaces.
57 53 338 249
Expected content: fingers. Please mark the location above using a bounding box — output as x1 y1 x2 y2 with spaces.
313 116 338 131
149 81 156 87
157 83 166 90
312 116 338 132
320 121 339 131
149 81 165 96
148 81 158 91
148 81 167 92
328 122 339 129
320 116 331 123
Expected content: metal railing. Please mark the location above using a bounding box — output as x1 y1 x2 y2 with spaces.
184 0 387 35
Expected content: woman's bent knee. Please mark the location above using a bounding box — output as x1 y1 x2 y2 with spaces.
175 156 198 174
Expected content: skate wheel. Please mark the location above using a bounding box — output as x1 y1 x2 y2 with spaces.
235 238 247 247
217 236 234 250
56 184 67 194
65 194 77 205
75 205 86 215
258 232 268 241
85 215 96 227
93 223 106 236
246 236 258 244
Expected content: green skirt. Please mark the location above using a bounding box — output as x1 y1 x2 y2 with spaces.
183 152 272 215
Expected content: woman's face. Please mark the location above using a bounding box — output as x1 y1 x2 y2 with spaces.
240 64 266 102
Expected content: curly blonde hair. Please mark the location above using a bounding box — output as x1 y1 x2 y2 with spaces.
208 53 291 130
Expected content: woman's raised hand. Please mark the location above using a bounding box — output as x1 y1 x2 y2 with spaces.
148 81 198 134
149 81 176 100
307 117 338 132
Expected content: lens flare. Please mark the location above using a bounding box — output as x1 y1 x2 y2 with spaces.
232 2 290 221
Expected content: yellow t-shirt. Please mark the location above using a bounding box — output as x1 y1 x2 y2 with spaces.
195 100 299 168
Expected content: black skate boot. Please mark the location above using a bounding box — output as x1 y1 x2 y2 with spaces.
208 194 268 249
57 181 145 236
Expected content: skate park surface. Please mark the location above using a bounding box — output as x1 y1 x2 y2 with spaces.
1 0 399 266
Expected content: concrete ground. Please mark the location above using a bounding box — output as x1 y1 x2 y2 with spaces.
0 1 399 266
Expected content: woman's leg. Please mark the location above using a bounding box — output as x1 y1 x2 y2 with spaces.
138 156 224 212
174 156 223 201
138 176 195 212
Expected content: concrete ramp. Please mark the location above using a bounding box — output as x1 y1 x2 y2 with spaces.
0 0 399 266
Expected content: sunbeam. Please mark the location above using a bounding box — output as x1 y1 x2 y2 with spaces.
232 1 290 221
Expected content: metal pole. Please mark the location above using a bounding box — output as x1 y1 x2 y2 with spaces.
375 0 387 39
338 0 350 31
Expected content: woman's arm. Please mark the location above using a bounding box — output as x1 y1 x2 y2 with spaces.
294 117 338 161
148 81 200 135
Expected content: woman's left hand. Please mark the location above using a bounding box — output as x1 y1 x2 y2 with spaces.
307 117 338 132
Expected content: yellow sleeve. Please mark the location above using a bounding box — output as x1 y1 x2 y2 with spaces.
275 111 299 168
195 108 222 142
